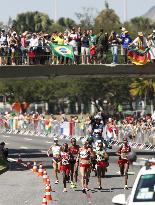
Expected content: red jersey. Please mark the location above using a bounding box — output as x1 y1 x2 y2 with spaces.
61 152 70 165
69 145 80 156
118 145 131 160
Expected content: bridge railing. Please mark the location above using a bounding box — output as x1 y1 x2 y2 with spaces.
0 45 126 66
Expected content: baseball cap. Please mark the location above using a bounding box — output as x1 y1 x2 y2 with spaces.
54 137 58 141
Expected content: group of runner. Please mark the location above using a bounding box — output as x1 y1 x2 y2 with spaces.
47 136 131 193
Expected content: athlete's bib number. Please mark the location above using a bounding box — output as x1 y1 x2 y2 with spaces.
62 159 69 165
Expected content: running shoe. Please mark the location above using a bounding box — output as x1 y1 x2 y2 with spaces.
73 183 77 188
70 182 74 189
85 187 89 191
124 185 129 190
98 186 102 190
82 188 86 193
55 180 59 184
63 188 67 192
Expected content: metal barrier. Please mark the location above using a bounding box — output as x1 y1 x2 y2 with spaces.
0 45 127 66
0 117 89 141
1 117 155 150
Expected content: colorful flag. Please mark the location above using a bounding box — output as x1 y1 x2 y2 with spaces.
128 47 150 65
61 122 73 137
50 44 74 60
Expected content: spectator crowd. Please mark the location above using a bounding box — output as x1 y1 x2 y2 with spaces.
0 26 155 65
1 111 155 146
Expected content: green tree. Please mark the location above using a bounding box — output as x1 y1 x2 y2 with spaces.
130 17 153 34
57 17 76 29
130 78 155 114
12 11 53 33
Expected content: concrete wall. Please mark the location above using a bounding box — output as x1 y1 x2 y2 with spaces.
0 64 154 79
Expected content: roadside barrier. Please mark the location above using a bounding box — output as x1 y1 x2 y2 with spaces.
32 161 38 173
45 188 52 201
42 196 47 205
38 163 43 176
43 169 48 184
1 117 155 151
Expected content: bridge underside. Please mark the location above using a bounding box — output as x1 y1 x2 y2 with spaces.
0 64 154 80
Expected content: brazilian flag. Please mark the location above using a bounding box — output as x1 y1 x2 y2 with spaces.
50 43 74 60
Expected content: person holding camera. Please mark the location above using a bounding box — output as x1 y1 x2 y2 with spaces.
148 30 155 63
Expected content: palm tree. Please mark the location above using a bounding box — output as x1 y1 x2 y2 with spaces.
130 79 155 114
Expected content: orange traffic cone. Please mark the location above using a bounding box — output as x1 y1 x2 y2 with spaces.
17 154 22 165
32 161 38 173
45 189 52 201
26 161 31 169
46 177 50 185
45 184 52 192
38 163 43 176
43 172 48 184
42 196 47 205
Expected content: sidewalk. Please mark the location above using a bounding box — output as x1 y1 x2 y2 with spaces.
0 161 55 205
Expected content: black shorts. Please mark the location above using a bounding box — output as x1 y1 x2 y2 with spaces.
96 166 106 177
53 157 61 163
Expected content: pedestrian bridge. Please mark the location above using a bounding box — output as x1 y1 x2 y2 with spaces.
0 64 155 79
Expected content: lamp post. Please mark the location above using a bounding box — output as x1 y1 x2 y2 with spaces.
54 0 57 22
123 0 127 23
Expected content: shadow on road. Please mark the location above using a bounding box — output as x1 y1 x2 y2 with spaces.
8 158 53 172
8 148 47 158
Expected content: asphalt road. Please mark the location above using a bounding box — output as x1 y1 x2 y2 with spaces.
0 133 154 205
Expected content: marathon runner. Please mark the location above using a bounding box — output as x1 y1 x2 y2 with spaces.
76 139 94 193
94 141 109 190
60 143 72 192
69 138 80 189
117 137 131 189
47 137 62 184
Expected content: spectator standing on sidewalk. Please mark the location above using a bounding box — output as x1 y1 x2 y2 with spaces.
109 31 119 64
147 30 155 63
120 30 132 64
9 31 20 65
0 29 8 65
77 27 82 64
81 30 90 64
68 27 78 64
96 29 104 64
21 31 28 65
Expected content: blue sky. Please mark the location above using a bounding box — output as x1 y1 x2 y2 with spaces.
0 0 155 24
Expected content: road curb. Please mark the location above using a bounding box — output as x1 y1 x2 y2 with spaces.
0 165 9 175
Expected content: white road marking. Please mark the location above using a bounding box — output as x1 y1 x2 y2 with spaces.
20 146 28 149
46 141 52 144
116 171 135 175
2 135 10 138
24 138 32 141
41 150 47 153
